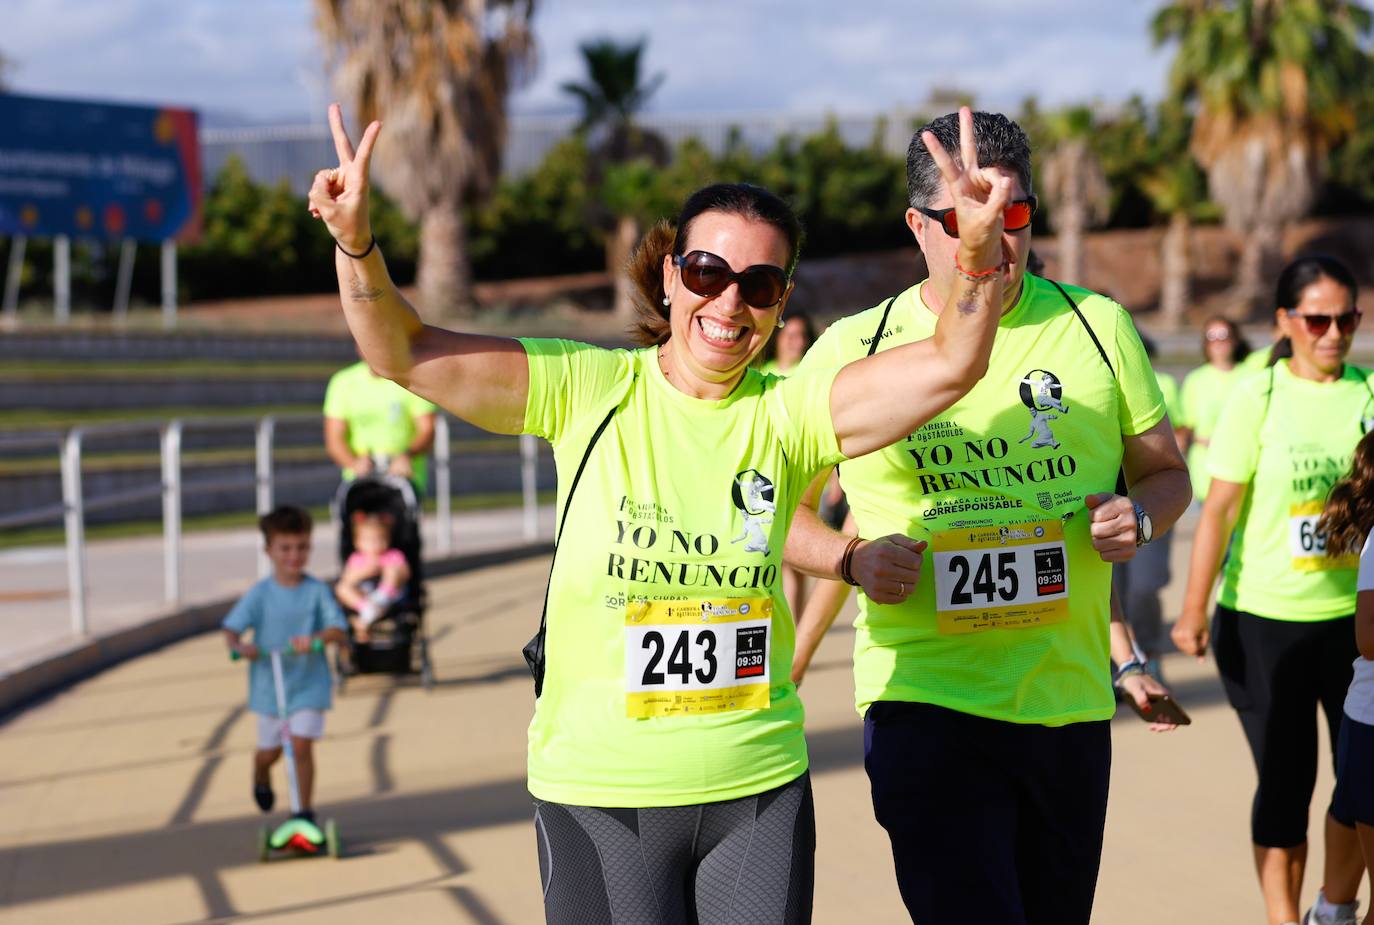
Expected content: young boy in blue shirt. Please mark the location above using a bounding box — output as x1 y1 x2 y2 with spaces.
223 506 347 822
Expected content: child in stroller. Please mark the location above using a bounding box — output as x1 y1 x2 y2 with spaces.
336 511 409 643
333 470 433 689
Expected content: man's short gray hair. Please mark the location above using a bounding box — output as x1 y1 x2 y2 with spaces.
906 111 1033 209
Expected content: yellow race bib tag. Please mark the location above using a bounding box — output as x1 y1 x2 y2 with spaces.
624 597 772 718
930 519 1069 635
1289 501 1358 572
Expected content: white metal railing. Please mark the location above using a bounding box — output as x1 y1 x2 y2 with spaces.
0 413 546 638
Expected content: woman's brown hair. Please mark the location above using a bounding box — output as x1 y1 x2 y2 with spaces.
626 183 803 347
1319 429 1374 557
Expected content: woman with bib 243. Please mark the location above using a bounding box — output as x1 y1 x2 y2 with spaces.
308 105 1011 924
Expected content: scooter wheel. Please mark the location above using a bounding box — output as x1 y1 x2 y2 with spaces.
326 818 341 859
257 824 272 863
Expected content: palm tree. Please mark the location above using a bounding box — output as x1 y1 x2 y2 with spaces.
1040 107 1111 286
561 38 668 321
1153 0 1372 316
1140 102 1209 331
314 0 536 316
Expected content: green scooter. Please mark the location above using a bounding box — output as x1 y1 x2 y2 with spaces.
231 642 340 861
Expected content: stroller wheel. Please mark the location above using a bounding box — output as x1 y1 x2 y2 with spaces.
419 637 434 690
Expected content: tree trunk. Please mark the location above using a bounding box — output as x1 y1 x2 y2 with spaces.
1230 220 1283 320
1058 201 1084 286
609 213 640 324
1158 211 1191 332
416 201 473 317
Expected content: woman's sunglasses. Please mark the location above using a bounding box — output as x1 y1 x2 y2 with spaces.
915 197 1038 238
1204 329 1233 342
1285 309 1362 337
673 251 791 309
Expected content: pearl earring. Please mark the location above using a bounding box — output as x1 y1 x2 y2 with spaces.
777 317 786 329
662 296 670 307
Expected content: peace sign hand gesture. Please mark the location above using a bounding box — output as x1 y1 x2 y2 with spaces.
308 103 382 254
922 106 1012 270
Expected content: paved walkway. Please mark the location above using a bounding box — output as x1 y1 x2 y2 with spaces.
0 505 556 677
0 513 1367 923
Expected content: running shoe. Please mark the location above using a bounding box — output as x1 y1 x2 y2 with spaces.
1302 891 1359 925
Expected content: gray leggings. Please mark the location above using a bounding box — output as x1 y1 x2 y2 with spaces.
533 773 814 925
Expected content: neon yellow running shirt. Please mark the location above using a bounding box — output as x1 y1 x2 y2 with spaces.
1179 363 1241 501
520 338 844 807
1207 360 1374 621
323 361 437 491
798 275 1166 725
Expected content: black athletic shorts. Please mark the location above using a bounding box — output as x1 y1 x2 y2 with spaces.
532 772 814 925
1212 604 1356 846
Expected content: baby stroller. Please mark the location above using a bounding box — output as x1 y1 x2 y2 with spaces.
332 467 433 691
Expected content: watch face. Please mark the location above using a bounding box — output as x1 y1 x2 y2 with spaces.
1141 513 1153 543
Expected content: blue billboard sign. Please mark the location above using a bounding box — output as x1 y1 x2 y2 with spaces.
0 93 201 242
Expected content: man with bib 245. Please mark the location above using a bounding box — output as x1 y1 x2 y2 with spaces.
785 111 1193 924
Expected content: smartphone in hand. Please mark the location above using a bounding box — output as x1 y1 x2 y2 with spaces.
1127 692 1192 726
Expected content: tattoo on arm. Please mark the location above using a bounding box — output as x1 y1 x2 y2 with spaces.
956 293 980 316
348 271 384 303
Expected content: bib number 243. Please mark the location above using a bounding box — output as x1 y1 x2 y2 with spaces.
625 598 771 718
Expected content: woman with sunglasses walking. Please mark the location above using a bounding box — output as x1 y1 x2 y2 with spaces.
1173 255 1374 925
310 105 1009 925
1177 317 1251 503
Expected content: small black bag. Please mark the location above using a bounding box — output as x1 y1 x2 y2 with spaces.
522 403 619 697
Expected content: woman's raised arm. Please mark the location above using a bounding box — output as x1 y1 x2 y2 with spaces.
308 104 529 435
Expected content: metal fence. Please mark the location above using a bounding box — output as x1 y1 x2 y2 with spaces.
0 414 548 638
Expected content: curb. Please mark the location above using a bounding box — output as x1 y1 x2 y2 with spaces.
0 541 554 722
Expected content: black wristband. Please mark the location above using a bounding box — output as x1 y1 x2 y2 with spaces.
336 235 376 260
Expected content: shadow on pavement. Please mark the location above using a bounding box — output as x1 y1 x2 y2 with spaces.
0 724 870 916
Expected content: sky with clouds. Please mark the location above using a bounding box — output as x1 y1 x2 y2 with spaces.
2 0 1176 125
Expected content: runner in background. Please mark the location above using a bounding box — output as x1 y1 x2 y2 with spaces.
1113 333 1181 682
1173 255 1373 925
1178 317 1250 503
324 350 437 493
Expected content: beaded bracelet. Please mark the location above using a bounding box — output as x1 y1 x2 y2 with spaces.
954 254 999 282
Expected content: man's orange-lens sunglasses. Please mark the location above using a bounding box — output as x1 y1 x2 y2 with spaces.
916 196 1037 238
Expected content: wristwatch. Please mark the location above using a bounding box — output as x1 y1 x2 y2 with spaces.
1132 501 1153 547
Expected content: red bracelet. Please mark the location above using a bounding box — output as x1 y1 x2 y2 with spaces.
954 254 1000 280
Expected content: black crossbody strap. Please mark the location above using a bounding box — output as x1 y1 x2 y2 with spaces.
522 400 619 697
866 296 900 356
1048 278 1131 496
1048 279 1114 377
